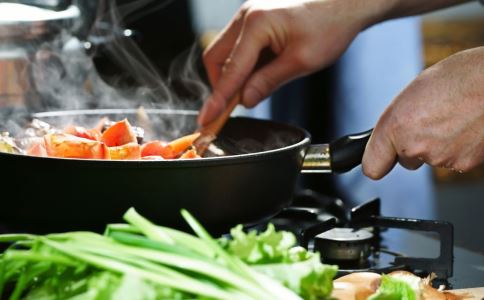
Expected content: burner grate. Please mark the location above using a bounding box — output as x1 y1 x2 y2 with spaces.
270 194 454 282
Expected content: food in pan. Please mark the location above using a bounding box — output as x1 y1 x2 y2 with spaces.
0 209 464 300
0 118 203 160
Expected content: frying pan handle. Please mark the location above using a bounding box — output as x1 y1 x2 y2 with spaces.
329 129 373 173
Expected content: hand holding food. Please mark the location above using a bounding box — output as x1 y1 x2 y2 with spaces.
362 47 484 179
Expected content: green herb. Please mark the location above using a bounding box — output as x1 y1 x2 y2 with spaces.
0 208 339 299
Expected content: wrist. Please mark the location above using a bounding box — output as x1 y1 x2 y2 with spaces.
356 0 401 28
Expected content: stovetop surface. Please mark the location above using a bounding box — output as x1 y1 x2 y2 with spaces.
266 193 484 289
383 229 484 289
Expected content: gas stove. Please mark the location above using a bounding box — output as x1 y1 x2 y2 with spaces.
258 190 484 289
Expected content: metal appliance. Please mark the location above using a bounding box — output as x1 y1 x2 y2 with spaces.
0 0 100 112
264 194 484 289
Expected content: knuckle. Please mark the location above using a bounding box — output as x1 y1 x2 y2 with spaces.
245 8 266 25
453 159 476 173
253 75 276 96
221 59 243 80
292 48 315 71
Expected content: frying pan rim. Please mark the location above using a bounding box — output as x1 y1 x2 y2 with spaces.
1 108 312 167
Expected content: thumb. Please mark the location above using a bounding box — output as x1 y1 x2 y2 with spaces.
362 128 398 180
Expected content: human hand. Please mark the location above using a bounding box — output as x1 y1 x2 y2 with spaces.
198 0 388 125
362 47 484 179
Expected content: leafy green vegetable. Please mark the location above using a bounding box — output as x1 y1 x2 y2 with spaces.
222 224 299 264
0 208 338 300
368 274 417 300
222 224 337 300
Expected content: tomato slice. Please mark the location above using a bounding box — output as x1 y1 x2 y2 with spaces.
140 140 167 157
64 125 101 141
101 119 138 147
26 141 48 157
109 142 141 160
44 133 110 159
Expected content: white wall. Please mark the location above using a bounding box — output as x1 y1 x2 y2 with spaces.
188 0 241 34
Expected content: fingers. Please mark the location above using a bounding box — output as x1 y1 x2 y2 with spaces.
199 16 271 126
203 10 245 87
241 52 303 108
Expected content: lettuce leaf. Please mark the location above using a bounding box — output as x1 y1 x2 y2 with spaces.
368 274 417 300
253 254 337 300
221 223 300 264
221 224 337 299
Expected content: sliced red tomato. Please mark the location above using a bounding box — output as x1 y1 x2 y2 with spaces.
109 142 141 160
64 125 101 141
101 119 137 147
179 149 200 159
44 133 110 159
26 142 47 157
140 140 168 157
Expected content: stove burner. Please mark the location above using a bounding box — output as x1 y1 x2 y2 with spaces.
336 249 406 275
315 228 373 262
270 195 454 280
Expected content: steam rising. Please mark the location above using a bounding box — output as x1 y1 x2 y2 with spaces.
1 0 209 138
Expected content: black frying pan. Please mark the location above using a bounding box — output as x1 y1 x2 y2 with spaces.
0 109 371 234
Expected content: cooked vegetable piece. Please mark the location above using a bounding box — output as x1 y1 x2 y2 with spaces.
179 149 200 159
141 155 164 160
109 142 141 160
26 141 48 157
162 133 201 159
101 119 138 147
64 125 101 141
44 133 110 159
11 116 216 160
0 132 22 154
140 140 167 157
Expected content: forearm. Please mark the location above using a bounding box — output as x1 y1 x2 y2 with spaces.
357 0 474 28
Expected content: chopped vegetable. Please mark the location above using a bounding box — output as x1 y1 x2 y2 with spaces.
140 140 167 157
368 274 417 300
179 149 200 159
222 224 337 299
2 117 211 160
26 141 47 157
109 142 141 160
161 132 201 159
0 132 22 154
101 119 138 147
44 133 110 159
64 125 102 141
